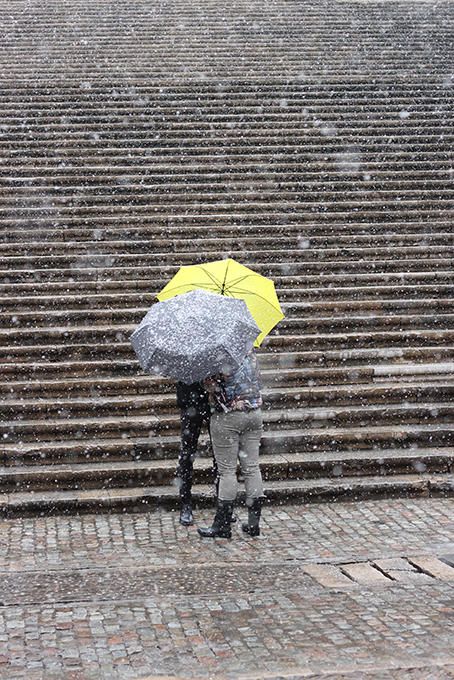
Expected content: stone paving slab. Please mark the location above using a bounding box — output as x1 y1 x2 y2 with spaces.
339 562 394 586
409 555 454 581
300 564 354 589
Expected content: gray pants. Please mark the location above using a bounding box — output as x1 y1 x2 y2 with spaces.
210 409 264 506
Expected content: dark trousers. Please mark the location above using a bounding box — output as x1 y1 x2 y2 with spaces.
176 406 218 504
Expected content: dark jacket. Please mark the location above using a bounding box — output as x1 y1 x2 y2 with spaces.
176 381 210 411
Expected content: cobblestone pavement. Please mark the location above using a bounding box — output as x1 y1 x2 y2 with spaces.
0 497 453 679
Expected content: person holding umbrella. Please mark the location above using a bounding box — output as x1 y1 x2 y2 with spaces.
197 349 265 539
155 258 284 537
175 379 216 526
130 288 263 527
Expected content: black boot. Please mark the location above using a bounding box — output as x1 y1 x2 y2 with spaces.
242 498 263 537
198 500 234 538
177 467 194 525
179 503 194 526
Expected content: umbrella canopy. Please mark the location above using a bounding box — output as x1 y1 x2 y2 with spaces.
130 289 260 384
156 258 284 346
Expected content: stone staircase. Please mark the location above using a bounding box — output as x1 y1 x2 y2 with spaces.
0 0 453 515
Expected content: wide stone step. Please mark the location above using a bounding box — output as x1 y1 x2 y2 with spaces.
1 270 452 297
0 80 448 96
3 148 448 169
0 77 448 94
5 117 450 134
2 117 450 136
4 245 452 270
0 192 452 220
4 148 453 171
2 164 451 183
4 154 453 175
2 257 453 284
3 119 448 135
0 365 404 400
2 162 451 190
0 77 447 89
0 296 454 320
3 379 454 418
3 424 454 466
3 292 454 315
0 201 452 222
2 163 452 187
1 165 451 189
2 131 451 151
11 106 445 120
1 43 451 64
2 299 454 326
3 122 450 138
1 51 450 74
4 347 454 380
0 220 451 241
0 204 451 231
3 290 454 314
0 372 454 414
2 231 453 256
5 42 448 55
0 96 450 115
1 97 449 113
2 68 444 81
2 330 454 364
3 402 454 445
2 312 454 346
1 471 453 517
1 448 453 494
0 75 446 85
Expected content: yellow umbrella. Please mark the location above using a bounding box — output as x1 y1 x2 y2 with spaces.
156 258 284 346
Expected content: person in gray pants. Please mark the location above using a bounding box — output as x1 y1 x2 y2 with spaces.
198 350 265 539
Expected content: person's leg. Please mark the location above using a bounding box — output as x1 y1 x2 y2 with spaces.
238 409 264 503
238 409 265 536
203 408 240 522
197 412 241 538
211 412 242 502
176 407 203 525
202 404 219 494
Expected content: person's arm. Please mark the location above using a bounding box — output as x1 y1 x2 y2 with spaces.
203 376 218 394
203 375 229 412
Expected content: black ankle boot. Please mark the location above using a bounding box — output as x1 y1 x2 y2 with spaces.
242 498 263 537
179 503 194 526
198 500 233 538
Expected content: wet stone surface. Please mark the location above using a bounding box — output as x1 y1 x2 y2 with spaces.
1 563 315 606
1 497 453 573
0 498 453 679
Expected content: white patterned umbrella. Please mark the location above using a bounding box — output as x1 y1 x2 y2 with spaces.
130 289 260 384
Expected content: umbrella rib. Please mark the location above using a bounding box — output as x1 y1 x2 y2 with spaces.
220 259 231 295
225 285 284 316
223 272 262 288
196 265 223 290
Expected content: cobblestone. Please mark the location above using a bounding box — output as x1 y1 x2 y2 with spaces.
0 497 452 572
0 498 453 679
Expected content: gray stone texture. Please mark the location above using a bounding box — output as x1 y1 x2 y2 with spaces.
0 497 453 678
